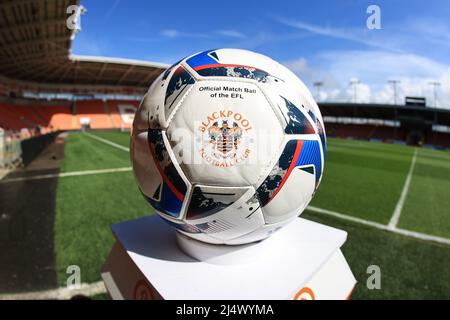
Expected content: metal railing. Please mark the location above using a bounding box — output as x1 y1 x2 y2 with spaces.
0 128 22 169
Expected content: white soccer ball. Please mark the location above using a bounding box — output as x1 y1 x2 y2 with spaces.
131 48 326 245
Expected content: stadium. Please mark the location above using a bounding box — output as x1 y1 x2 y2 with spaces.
1 0 450 300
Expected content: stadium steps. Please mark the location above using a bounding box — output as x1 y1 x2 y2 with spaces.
103 100 115 128
108 102 123 128
71 101 78 130
0 104 27 129
31 108 48 126
19 116 38 128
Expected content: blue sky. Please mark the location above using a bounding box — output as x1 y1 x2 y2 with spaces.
73 0 450 107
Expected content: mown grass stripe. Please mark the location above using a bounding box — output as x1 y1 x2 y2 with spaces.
388 148 418 229
307 205 450 246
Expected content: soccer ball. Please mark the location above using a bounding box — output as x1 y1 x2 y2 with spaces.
131 49 326 245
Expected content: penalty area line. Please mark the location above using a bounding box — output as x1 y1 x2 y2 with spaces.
1 167 132 183
388 147 418 229
84 132 130 152
307 205 450 246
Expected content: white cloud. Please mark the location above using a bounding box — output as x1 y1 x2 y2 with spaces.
215 30 246 38
283 57 339 89
284 51 450 108
404 18 450 49
160 29 180 38
159 29 211 39
158 29 246 40
277 18 403 53
277 16 450 107
318 50 447 84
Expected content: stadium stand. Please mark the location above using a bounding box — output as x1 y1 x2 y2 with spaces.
107 100 140 129
74 100 138 130
320 102 450 148
0 98 138 168
75 100 110 129
33 105 73 131
326 124 404 141
0 99 139 132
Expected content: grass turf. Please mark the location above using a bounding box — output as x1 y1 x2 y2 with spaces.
398 148 450 238
61 132 131 172
55 132 153 286
310 138 415 224
53 132 450 298
303 211 450 299
89 130 131 148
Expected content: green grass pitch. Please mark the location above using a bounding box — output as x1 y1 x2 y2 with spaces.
54 131 450 299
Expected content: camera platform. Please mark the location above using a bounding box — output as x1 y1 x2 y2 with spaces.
101 215 356 300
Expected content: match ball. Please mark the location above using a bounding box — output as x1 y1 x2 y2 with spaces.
131 49 326 245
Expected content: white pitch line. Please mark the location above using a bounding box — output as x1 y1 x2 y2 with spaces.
307 205 450 246
1 167 132 183
0 281 106 300
388 148 418 229
307 206 388 230
84 132 130 152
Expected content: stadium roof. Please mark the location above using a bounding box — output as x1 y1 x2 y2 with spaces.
0 0 168 94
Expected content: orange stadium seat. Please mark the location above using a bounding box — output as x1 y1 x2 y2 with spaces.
33 105 73 130
0 103 58 130
76 100 112 129
0 100 141 134
0 103 26 130
107 100 139 129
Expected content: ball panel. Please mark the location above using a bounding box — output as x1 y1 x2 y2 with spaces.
146 129 190 218
134 73 164 131
277 96 317 135
131 131 163 198
183 185 266 243
159 216 203 234
257 62 325 134
296 139 323 189
138 63 197 130
306 109 327 157
255 138 323 210
139 70 171 129
142 186 183 219
254 139 300 206
164 65 196 122
262 167 314 224
185 185 250 220
184 49 287 85
194 64 269 82
186 49 279 74
166 79 283 187
184 49 219 70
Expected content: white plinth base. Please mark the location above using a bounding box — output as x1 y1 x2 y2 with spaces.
175 231 276 265
101 216 356 300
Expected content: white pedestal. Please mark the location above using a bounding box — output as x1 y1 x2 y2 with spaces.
101 216 356 300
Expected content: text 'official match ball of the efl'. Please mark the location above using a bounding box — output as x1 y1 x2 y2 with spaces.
131 49 326 245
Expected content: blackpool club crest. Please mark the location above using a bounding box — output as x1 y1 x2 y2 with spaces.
197 110 253 167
